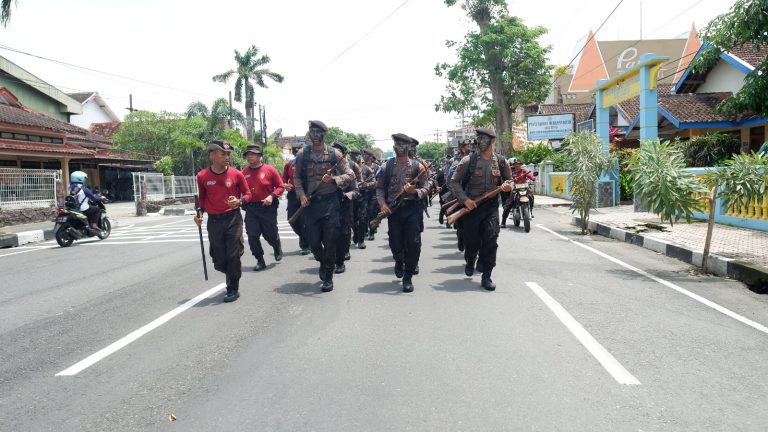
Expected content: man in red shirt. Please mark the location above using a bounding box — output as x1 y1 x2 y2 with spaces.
194 140 252 302
282 141 310 255
242 144 285 271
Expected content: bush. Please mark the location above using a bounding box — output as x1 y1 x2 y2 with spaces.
612 148 637 201
513 143 554 165
676 133 740 167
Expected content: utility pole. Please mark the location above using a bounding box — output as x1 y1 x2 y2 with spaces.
260 105 267 145
228 91 233 128
125 94 137 113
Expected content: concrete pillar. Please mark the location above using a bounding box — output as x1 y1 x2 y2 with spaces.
639 63 659 142
595 80 610 151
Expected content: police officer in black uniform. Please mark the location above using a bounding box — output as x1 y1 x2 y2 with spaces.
351 149 374 249
363 150 381 241
375 133 429 292
332 142 360 274
293 121 354 292
448 128 511 291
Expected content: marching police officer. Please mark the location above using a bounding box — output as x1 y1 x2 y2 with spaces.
242 144 284 271
363 150 381 241
194 140 252 302
375 133 428 292
293 120 354 292
448 128 511 291
332 141 360 274
351 149 374 249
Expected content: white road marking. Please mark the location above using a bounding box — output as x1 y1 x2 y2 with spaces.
538 224 768 336
56 283 226 376
0 245 58 258
525 282 641 386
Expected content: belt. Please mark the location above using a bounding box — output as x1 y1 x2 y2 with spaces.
208 211 239 220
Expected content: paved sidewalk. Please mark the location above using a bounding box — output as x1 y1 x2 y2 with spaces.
563 204 768 290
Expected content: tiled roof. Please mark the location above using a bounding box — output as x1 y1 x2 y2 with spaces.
0 104 85 135
537 103 593 124
616 96 639 124
67 92 94 103
0 139 94 155
657 92 761 123
89 121 121 138
728 42 767 68
276 135 309 149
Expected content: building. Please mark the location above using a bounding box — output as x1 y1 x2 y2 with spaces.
68 92 120 130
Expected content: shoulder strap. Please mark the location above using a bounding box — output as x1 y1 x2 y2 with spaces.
411 159 420 179
383 158 396 201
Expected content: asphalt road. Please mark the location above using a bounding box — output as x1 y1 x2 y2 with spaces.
1 205 768 431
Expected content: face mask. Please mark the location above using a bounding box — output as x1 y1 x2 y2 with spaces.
309 128 325 144
394 143 408 156
477 135 492 151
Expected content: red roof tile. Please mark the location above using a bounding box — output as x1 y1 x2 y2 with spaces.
537 103 593 124
89 121 121 138
657 92 761 123
0 139 95 155
728 42 768 69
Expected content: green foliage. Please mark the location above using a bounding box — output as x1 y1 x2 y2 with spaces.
435 12 552 149
548 150 573 172
262 140 286 175
1 0 14 26
676 133 741 167
112 111 207 176
612 148 637 201
565 131 613 233
416 142 447 161
325 127 374 152
628 140 708 226
154 156 174 176
513 143 554 165
699 0 768 116
703 152 768 213
185 98 246 143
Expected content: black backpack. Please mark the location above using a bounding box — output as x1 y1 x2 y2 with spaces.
300 144 338 192
461 152 506 193
65 184 85 210
383 157 421 202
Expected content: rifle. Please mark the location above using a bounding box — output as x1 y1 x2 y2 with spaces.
369 165 429 231
288 158 343 225
446 181 511 225
193 195 209 281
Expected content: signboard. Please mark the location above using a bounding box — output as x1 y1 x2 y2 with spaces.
599 63 663 108
576 119 595 132
527 113 575 140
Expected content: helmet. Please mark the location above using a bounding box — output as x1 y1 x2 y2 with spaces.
70 171 88 183
508 157 520 165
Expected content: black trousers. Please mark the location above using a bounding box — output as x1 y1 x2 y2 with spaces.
206 211 244 281
84 205 101 226
352 192 369 244
387 200 423 275
286 191 308 249
305 192 340 268
244 201 279 258
462 199 501 276
366 192 380 234
336 197 354 265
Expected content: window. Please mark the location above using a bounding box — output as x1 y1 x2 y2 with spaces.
750 126 765 152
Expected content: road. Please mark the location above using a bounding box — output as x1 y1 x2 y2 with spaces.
1 205 768 431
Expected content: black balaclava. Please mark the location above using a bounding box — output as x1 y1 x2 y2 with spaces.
309 127 325 145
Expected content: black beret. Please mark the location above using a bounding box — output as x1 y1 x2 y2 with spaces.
391 133 411 143
475 127 497 138
409 137 419 146
362 149 375 158
308 120 329 132
349 148 361 155
332 141 347 154
243 144 262 157
207 140 233 153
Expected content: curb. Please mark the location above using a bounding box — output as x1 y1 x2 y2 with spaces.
0 218 118 249
571 216 768 292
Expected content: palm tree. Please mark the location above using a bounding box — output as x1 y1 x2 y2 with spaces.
2 0 16 27
185 98 246 142
212 46 284 142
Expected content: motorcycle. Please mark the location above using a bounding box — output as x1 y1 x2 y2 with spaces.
52 200 111 247
508 173 538 233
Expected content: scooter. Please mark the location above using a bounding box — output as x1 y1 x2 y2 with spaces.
52 200 111 247
508 173 538 233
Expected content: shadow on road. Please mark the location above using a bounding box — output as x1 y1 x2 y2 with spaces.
189 293 227 307
358 281 403 295
432 264 466 274
432 278 483 293
274 282 322 297
365 266 397 275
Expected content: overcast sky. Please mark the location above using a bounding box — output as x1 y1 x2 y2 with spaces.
0 0 736 151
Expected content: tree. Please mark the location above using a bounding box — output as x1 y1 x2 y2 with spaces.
437 2 551 154
185 98 246 144
112 111 207 176
324 127 375 152
416 142 447 161
1 0 15 27
212 46 284 142
565 131 613 234
512 143 554 164
699 0 768 116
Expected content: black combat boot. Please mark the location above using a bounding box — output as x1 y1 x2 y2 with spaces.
394 260 404 279
465 257 476 277
319 264 327 282
334 263 346 274
254 257 266 271
402 274 414 293
322 266 334 292
273 239 283 261
344 251 351 261
413 265 419 275
481 273 496 291
223 277 240 302
300 248 311 255
357 242 366 249
475 260 484 274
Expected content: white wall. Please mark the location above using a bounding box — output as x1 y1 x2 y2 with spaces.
70 99 115 129
697 60 746 94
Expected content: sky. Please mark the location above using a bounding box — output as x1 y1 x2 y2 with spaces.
0 0 737 152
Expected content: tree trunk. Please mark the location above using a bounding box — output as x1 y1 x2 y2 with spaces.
245 102 254 141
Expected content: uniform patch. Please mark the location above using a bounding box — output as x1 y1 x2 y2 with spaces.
206 180 216 186
225 178 233 188
259 173 266 180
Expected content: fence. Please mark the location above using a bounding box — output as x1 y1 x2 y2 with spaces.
0 168 60 210
132 173 197 203
686 167 768 232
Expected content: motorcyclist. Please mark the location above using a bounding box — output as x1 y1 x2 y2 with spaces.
501 158 536 226
68 171 107 232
